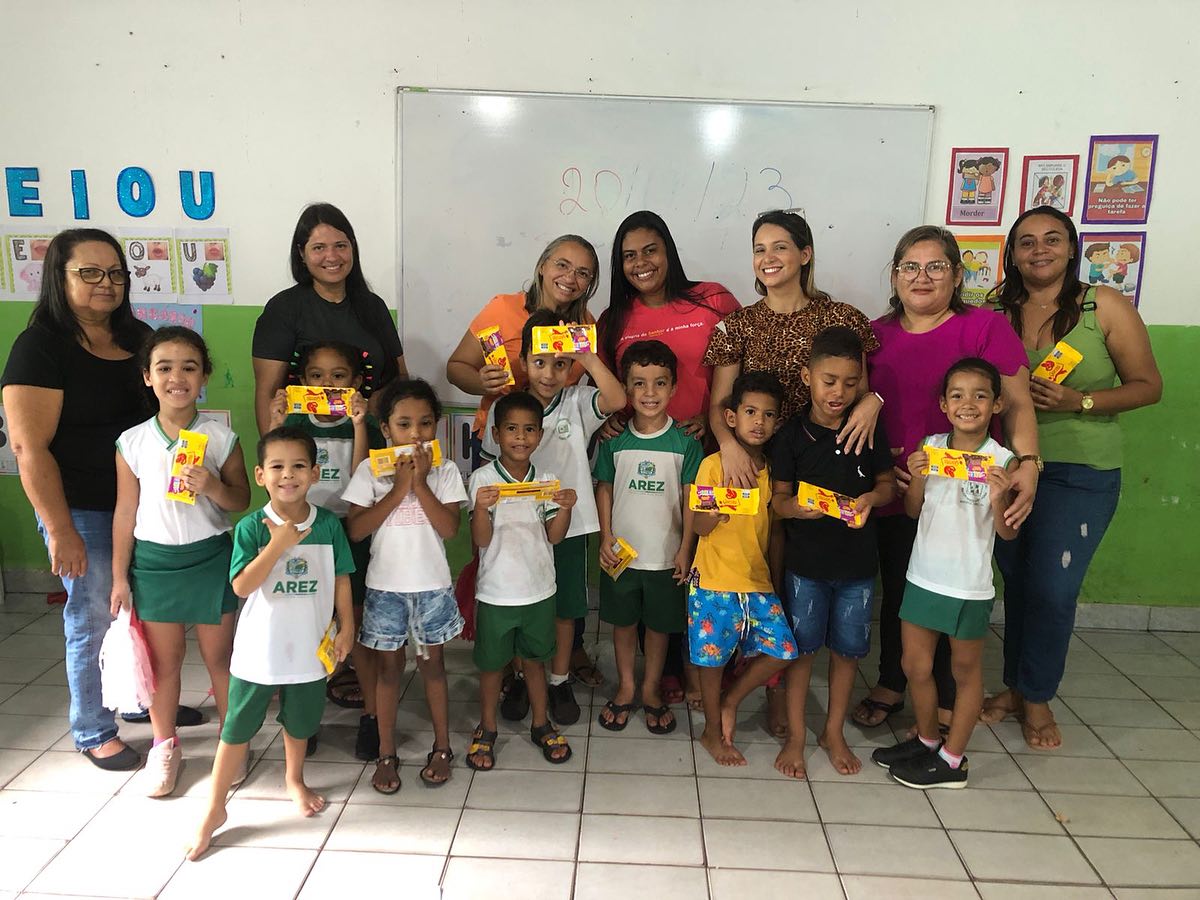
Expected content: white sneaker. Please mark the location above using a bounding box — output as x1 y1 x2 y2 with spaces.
139 738 182 798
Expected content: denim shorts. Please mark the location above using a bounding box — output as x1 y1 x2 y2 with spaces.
687 585 799 667
785 571 875 658
360 586 464 654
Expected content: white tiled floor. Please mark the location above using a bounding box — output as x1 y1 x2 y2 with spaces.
2 590 1200 898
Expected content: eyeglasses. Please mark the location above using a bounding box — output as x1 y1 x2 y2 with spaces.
895 260 954 281
67 267 130 285
550 258 594 284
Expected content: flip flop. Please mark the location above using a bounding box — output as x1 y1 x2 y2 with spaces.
643 703 677 735
597 699 636 732
420 747 454 786
852 696 905 727
371 755 401 795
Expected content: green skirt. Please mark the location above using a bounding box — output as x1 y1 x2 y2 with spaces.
131 533 239 625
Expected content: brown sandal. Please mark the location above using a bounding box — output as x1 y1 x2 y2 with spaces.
420 746 454 786
371 755 401 794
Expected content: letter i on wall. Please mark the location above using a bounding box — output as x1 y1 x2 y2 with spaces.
120 231 178 298
175 229 233 300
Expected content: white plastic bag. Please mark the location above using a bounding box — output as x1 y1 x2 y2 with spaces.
99 607 156 714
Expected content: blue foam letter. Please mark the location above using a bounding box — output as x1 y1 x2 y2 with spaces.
179 170 215 220
116 167 155 217
70 169 90 219
5 167 42 216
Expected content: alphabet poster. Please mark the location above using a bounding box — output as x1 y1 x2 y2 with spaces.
1078 232 1147 307
953 233 1005 306
4 232 56 299
175 228 233 301
945 148 1009 226
1082 134 1158 225
120 232 177 298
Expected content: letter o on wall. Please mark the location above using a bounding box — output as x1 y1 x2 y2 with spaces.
116 167 156 217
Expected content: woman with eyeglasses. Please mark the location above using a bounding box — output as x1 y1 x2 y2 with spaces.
850 225 1039 734
2 229 156 770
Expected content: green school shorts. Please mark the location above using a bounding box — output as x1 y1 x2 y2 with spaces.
899 581 994 641
552 534 589 620
473 597 556 672
130 534 238 625
221 675 326 744
599 567 686 634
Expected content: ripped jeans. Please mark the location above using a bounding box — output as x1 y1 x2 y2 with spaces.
993 463 1121 703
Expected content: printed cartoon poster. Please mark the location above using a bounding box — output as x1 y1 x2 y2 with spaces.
175 228 233 301
1082 134 1158 225
4 232 55 299
953 234 1005 306
1078 232 1147 307
120 231 177 297
946 148 1008 226
1020 155 1079 216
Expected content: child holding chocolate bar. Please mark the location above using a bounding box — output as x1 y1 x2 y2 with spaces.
111 327 251 797
872 357 1017 789
594 340 703 735
479 309 626 726
467 391 578 771
267 340 384 759
342 378 467 792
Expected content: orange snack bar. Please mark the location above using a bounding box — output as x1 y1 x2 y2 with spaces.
600 536 638 580
531 323 597 355
797 481 863 527
477 326 516 386
368 440 444 477
285 385 355 416
689 484 760 516
496 478 560 502
1036 340 1083 384
924 445 994 484
166 429 208 505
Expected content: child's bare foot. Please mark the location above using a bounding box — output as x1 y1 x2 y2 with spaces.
286 781 326 817
774 738 807 779
699 727 746 766
818 729 862 775
766 685 788 738
185 807 227 861
719 701 738 746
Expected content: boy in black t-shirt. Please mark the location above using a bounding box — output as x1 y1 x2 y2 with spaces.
770 327 896 780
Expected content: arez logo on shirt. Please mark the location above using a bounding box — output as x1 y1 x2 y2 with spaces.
274 556 317 594
628 459 665 493
315 448 339 482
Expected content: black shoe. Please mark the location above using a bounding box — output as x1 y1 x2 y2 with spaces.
306 732 319 757
356 714 380 761
500 676 530 721
547 681 580 726
890 750 969 790
871 736 941 769
82 741 141 771
120 705 205 727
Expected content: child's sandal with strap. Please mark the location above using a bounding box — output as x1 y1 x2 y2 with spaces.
420 746 454 786
530 722 572 764
371 755 401 795
466 726 498 772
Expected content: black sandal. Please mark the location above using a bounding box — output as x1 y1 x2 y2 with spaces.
326 667 364 709
643 703 677 735
852 696 905 727
530 722 572 764
420 747 454 787
597 699 637 732
371 755 401 795
466 726 497 771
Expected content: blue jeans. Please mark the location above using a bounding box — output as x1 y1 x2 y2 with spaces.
36 509 119 751
785 571 875 658
993 463 1121 703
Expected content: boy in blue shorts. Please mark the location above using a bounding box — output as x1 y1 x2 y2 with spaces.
770 327 896 779
594 340 703 735
687 372 799 765
188 426 356 859
466 392 577 771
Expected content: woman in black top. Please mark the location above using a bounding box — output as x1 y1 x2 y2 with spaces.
2 229 152 770
251 203 407 434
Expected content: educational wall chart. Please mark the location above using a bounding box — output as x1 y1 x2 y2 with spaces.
1078 231 1147 306
1019 154 1079 215
946 147 1009 226
953 233 1005 305
3 231 56 299
120 230 178 297
176 228 233 301
1082 134 1158 225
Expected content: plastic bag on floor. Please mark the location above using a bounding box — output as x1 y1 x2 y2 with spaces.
99 606 156 713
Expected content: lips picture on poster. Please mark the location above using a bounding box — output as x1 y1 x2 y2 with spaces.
1082 134 1158 225
1078 232 1147 307
946 147 1009 226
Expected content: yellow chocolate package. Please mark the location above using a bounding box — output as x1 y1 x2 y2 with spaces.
317 622 338 676
476 326 516 386
600 536 638 580
797 481 863 527
923 445 994 483
496 479 560 502
689 484 760 516
530 323 597 355
285 385 355 416
368 440 444 477
166 429 208 505
1036 340 1083 385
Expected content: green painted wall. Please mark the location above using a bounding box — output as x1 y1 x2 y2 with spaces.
1 303 1195 605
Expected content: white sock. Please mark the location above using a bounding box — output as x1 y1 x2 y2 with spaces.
918 734 940 751
938 747 963 769
548 672 569 686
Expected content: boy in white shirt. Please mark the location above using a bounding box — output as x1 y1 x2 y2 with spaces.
466 392 577 771
187 426 355 859
480 309 626 725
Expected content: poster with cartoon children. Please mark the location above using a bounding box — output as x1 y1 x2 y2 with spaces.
1078 232 1147 307
120 232 178 298
175 229 233 301
1082 134 1158 225
1020 154 1079 215
953 233 1006 305
4 233 55 299
946 148 1008 226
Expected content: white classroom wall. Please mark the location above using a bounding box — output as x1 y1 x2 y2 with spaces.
3 0 1197 325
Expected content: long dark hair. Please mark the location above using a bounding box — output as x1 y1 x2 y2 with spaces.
989 207 1083 345
599 210 712 365
289 202 372 301
29 228 143 351
884 225 968 318
751 211 830 301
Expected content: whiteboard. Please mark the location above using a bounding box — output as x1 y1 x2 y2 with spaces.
397 88 933 404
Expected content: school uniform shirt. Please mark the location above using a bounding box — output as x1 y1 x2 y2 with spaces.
341 457 467 592
690 453 773 593
467 461 560 607
284 413 385 517
116 415 238 544
771 403 892 581
906 433 1015 600
592 420 703 571
481 385 607 538
229 503 354 684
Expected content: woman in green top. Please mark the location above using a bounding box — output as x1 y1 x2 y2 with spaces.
982 207 1162 750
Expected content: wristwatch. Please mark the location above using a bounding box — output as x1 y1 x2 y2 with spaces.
1017 454 1044 472
1080 392 1095 413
